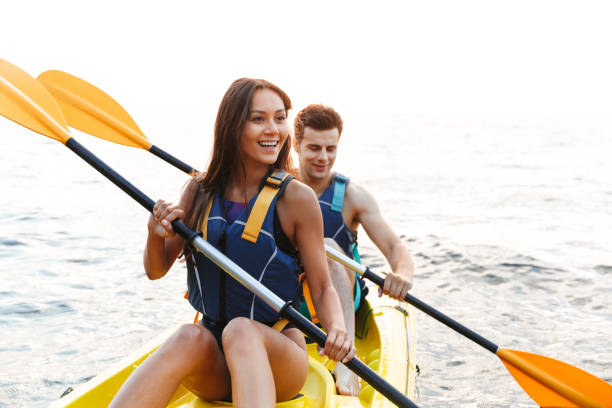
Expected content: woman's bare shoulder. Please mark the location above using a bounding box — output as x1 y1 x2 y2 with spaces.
282 178 318 207
277 179 321 227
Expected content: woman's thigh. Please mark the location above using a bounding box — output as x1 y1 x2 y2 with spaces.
223 318 309 401
256 324 309 400
179 324 231 401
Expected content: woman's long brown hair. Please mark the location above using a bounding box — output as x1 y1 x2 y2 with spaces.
181 78 294 255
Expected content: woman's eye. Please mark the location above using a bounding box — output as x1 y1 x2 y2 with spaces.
251 116 264 122
275 115 286 121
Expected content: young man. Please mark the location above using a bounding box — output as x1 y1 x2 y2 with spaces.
293 104 414 396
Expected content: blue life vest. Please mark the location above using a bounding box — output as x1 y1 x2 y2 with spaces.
186 171 302 324
318 173 360 261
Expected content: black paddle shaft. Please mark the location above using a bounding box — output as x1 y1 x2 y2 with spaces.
362 268 499 354
149 144 195 174
64 137 419 408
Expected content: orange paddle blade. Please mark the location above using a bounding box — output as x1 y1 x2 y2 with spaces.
0 59 70 143
37 70 151 150
498 348 612 407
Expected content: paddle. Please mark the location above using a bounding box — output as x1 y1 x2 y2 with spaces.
36 70 194 173
34 69 612 407
0 58 418 408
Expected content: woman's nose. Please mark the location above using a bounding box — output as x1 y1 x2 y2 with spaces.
264 119 279 134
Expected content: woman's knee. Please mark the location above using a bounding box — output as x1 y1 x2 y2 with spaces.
163 324 217 358
222 317 262 353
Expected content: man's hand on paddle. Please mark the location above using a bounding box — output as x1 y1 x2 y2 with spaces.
378 270 413 300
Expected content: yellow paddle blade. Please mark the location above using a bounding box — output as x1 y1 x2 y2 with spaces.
37 70 151 150
497 348 612 407
0 58 70 144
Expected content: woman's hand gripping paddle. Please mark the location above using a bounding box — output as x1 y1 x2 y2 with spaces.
0 59 419 408
33 68 612 407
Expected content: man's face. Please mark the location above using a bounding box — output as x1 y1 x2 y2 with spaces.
294 127 340 180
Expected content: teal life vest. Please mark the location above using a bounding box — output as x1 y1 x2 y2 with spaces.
318 173 360 262
186 170 301 324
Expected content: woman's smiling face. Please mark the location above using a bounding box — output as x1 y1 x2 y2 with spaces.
240 88 290 167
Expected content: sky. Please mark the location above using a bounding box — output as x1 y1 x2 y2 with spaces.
2 0 612 131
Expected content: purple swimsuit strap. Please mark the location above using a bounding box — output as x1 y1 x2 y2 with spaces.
221 197 247 224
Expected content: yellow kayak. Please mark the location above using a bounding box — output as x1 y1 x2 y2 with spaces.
51 290 417 408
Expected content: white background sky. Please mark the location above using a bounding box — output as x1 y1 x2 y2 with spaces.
3 0 611 131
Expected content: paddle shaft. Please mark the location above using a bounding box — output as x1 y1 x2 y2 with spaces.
372 271 498 353
64 137 418 408
149 144 194 174
325 245 499 354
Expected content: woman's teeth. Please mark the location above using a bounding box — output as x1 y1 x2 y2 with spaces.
258 141 278 147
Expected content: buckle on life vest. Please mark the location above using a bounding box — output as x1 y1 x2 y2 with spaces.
265 173 284 188
334 173 348 183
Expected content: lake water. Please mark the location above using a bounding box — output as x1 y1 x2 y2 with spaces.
1 113 611 407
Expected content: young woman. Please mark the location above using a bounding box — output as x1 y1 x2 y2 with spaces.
110 78 354 407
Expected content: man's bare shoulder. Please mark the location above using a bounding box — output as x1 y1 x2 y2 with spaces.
345 179 378 211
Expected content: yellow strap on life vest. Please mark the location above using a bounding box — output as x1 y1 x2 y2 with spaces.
200 193 215 240
241 171 290 243
299 273 319 324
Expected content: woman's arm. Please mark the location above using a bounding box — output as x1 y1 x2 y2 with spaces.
277 181 356 363
143 201 184 280
143 178 201 280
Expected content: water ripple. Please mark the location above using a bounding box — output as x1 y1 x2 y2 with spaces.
0 239 25 246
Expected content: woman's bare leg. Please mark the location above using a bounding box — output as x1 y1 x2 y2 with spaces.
110 323 230 408
222 317 308 407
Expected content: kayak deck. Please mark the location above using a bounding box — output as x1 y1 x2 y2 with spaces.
52 290 416 407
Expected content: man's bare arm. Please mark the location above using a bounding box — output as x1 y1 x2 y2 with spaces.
348 184 414 299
